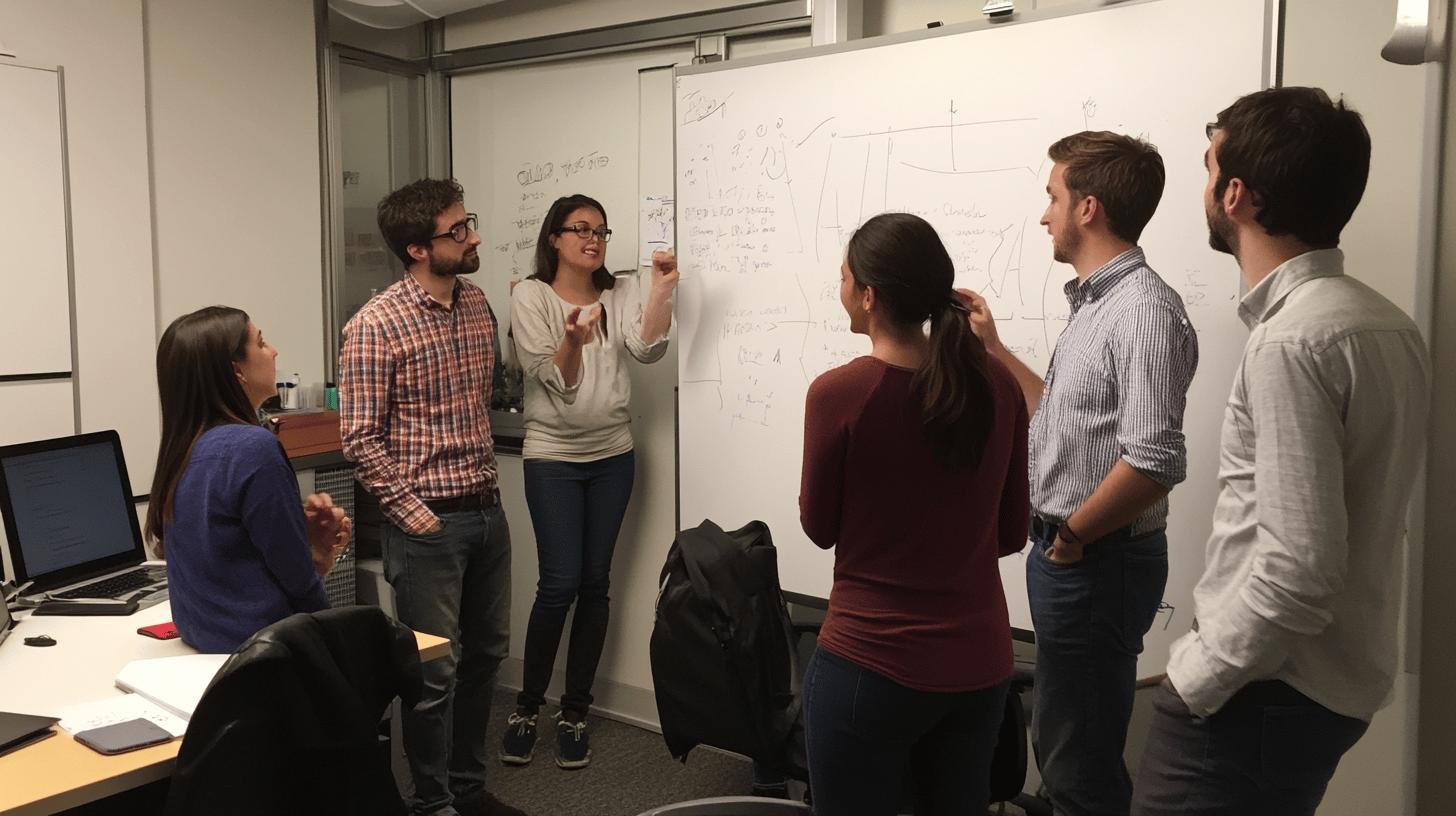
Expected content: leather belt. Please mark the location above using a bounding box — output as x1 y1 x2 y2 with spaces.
1029 515 1060 541
1030 514 1141 542
423 490 497 515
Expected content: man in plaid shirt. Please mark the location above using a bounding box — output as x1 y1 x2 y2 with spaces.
340 179 522 816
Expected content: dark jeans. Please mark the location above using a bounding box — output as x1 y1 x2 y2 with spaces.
517 450 635 720
382 504 512 816
1131 680 1368 816
1026 524 1168 816
803 646 1010 816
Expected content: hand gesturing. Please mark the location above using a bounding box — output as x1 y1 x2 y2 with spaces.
564 303 602 348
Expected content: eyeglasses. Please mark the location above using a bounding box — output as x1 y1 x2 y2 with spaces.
427 214 478 244
1205 123 1218 140
554 223 613 243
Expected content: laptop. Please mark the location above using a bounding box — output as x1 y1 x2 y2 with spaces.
0 597 13 647
0 431 166 605
0 711 58 758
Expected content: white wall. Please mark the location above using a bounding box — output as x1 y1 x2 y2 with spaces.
0 0 160 497
329 8 425 59
0 0 329 567
444 0 748 50
862 0 1086 36
1418 11 1456 814
146 0 326 389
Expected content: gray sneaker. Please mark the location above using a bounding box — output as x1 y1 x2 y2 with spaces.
555 714 591 769
499 710 537 765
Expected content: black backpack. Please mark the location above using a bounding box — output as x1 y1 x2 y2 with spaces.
650 519 803 775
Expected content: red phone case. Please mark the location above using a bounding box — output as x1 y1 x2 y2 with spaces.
137 622 180 640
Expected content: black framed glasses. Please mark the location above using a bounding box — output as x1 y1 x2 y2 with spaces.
427 213 478 243
1205 123 1219 140
554 223 613 243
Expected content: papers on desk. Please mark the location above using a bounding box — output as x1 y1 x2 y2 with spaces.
57 693 187 738
56 653 227 738
113 653 229 721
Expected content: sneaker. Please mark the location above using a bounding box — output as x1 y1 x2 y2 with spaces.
555 713 591 769
499 710 537 766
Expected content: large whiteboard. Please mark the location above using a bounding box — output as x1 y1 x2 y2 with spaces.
676 0 1272 675
0 62 73 376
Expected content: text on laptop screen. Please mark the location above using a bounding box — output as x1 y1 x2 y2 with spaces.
2 442 136 577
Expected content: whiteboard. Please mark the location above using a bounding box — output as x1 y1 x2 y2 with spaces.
676 0 1271 675
451 45 691 335
0 62 74 376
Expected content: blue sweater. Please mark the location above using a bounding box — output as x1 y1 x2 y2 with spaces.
165 424 329 653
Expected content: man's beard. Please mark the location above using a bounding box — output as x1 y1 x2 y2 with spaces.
430 251 480 278
1206 202 1238 256
1052 220 1081 265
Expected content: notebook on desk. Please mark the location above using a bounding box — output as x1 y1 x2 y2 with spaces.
0 431 166 606
114 653 230 721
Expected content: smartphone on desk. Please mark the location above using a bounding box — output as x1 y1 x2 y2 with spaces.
137 621 180 640
74 718 174 755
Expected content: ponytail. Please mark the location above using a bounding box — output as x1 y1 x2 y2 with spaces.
916 298 994 471
845 212 997 472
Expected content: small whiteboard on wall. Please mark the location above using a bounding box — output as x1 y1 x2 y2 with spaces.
675 0 1274 676
0 62 74 377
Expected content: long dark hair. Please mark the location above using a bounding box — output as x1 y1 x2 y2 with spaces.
845 213 994 470
144 306 258 553
530 194 617 291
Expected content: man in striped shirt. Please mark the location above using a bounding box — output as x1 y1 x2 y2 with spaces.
340 179 521 816
966 132 1198 816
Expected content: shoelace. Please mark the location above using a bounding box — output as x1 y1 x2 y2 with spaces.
507 713 535 733
559 718 586 740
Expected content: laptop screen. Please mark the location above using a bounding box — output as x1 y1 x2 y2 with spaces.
0 431 144 590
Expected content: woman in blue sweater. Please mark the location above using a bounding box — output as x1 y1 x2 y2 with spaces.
144 306 351 653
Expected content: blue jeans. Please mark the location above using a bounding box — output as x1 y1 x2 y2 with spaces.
382 504 512 816
803 647 1010 816
517 450 635 719
1131 679 1368 816
1026 524 1168 816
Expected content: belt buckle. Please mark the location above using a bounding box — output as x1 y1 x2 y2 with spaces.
1030 515 1056 540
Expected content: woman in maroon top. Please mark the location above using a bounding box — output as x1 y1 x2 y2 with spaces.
799 212 1030 815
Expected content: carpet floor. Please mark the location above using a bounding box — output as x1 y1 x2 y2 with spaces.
393 688 755 816
392 688 1045 816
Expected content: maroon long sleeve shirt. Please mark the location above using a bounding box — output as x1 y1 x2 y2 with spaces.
800 355 1029 692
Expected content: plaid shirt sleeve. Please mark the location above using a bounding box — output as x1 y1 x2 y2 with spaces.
338 312 438 535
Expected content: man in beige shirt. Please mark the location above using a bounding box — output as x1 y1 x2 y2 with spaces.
1132 87 1430 816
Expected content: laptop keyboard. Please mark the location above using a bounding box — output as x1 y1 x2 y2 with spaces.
52 567 167 600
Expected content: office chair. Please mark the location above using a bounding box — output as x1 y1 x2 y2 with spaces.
634 796 813 816
165 606 423 816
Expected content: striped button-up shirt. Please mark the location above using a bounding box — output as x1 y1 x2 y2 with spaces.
1028 247 1198 533
339 273 498 535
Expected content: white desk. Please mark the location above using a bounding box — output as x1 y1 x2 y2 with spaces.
0 601 448 815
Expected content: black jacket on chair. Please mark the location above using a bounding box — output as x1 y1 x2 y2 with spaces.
165 606 423 816
651 520 804 777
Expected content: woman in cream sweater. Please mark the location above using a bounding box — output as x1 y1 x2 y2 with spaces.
499 194 677 770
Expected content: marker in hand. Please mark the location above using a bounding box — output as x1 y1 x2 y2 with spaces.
651 250 680 292
565 303 602 347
